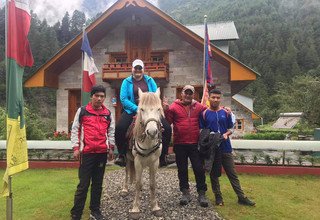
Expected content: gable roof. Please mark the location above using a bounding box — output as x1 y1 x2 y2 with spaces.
232 94 262 120
25 0 259 88
186 21 239 41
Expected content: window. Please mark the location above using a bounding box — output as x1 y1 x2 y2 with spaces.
234 119 244 130
108 52 128 63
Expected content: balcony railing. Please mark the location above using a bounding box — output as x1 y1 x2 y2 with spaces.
102 61 169 82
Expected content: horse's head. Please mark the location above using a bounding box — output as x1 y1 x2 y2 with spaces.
134 88 163 139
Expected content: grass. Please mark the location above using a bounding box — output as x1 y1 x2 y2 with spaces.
188 171 320 220
0 166 119 220
0 167 320 219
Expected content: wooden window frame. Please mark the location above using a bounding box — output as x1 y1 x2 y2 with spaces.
235 119 244 131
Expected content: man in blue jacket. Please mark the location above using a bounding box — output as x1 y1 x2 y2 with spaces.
199 88 255 207
115 59 172 167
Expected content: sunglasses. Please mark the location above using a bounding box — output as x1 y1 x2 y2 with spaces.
134 66 143 70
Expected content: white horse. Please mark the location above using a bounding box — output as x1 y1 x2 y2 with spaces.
122 88 163 219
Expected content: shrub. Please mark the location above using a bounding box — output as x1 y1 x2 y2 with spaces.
264 154 273 165
243 132 286 140
0 106 49 140
239 154 246 164
273 157 281 165
252 154 259 164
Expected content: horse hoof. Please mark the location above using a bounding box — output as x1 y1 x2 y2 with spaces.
152 209 163 217
129 212 141 220
120 190 128 196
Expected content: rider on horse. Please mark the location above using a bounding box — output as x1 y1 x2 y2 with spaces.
115 59 172 167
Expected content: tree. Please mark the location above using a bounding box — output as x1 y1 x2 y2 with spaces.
276 75 320 126
60 11 71 45
70 10 86 39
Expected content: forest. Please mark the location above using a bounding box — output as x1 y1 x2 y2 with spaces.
0 0 319 139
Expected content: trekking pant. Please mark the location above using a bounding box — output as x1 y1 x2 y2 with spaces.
115 111 172 157
210 152 245 198
71 153 107 217
174 144 207 192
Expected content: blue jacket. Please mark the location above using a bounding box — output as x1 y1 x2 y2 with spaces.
120 75 157 114
199 108 234 153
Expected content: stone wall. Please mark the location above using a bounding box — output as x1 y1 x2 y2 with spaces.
232 100 255 137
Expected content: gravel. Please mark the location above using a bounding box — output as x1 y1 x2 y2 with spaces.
101 168 222 220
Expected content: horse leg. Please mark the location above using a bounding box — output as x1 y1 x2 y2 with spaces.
121 161 129 195
129 160 136 184
129 158 142 219
150 158 162 216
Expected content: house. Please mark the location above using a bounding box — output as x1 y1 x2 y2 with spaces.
24 0 260 137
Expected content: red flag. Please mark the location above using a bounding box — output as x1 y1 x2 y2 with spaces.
201 20 212 106
2 0 33 197
7 0 34 67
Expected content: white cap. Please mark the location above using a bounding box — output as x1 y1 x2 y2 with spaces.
132 59 144 68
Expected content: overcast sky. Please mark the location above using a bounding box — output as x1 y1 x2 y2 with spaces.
29 0 158 25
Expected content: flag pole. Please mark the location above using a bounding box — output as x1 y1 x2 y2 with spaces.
5 0 13 219
203 15 207 88
81 25 85 106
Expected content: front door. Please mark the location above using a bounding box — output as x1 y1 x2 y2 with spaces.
68 89 81 131
126 26 151 62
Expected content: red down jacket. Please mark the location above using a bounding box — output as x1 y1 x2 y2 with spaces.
165 99 206 145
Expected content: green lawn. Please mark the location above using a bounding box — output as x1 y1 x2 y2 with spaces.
1 168 320 220
190 171 320 220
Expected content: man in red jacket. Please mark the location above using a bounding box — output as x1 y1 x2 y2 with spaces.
70 85 115 220
163 85 209 207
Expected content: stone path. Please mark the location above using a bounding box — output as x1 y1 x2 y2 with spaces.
101 168 222 220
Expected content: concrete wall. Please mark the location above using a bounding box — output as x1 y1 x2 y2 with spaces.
56 14 232 131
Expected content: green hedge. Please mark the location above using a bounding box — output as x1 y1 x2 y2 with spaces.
0 106 47 140
243 132 286 140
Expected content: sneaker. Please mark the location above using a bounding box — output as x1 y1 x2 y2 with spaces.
180 189 192 205
238 197 255 206
71 214 81 220
114 154 126 167
90 210 105 220
198 190 209 207
215 194 224 206
159 159 167 167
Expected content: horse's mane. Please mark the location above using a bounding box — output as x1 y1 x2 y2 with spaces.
133 91 164 138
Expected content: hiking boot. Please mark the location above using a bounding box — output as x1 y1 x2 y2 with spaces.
90 210 105 220
71 214 81 220
180 189 192 205
115 154 126 167
238 197 256 206
215 194 224 206
198 190 209 207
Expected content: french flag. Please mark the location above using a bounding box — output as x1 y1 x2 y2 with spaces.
81 31 98 96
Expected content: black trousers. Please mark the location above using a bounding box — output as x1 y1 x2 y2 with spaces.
174 144 207 192
115 111 172 159
210 153 245 198
71 153 107 217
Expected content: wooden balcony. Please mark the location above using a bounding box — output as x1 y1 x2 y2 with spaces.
102 61 169 82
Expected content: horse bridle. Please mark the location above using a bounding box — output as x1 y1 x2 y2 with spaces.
133 117 162 157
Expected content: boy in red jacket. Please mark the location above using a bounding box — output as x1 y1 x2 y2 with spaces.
70 85 115 220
